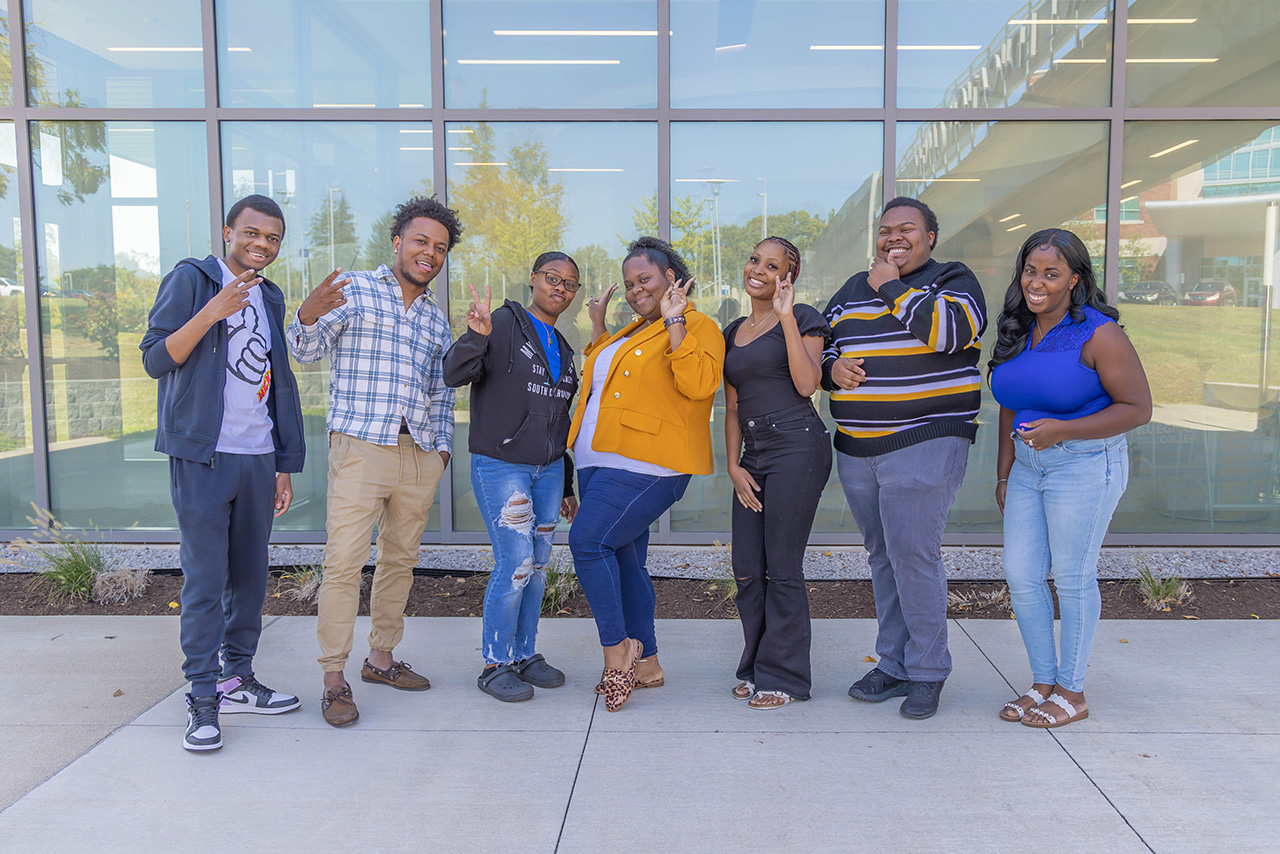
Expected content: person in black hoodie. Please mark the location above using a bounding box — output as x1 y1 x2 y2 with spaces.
443 252 581 702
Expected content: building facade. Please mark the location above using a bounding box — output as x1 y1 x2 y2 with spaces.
0 0 1277 546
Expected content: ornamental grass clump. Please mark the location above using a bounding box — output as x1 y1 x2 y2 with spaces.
11 504 125 604
541 548 579 615
1135 558 1193 611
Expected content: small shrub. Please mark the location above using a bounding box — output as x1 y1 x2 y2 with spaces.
92 567 150 605
279 564 325 603
13 505 110 604
1135 560 1192 611
703 540 738 616
947 584 1011 612
541 548 579 615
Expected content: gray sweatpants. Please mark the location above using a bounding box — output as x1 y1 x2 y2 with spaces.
170 451 276 696
837 437 971 682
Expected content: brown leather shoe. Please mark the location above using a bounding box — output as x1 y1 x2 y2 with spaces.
360 658 431 691
321 685 359 728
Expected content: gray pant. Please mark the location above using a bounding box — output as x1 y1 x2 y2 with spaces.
171 451 277 696
837 437 971 682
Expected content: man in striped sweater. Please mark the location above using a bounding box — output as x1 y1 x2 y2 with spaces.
821 197 987 720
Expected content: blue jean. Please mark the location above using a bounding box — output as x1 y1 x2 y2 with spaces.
1003 435 1129 693
568 466 690 654
837 437 972 682
472 454 564 666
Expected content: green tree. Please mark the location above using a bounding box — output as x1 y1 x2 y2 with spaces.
625 193 713 283
719 208 831 274
361 210 397 270
447 124 567 306
309 191 361 270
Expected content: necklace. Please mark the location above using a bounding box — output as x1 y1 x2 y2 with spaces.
746 309 777 330
1030 321 1052 349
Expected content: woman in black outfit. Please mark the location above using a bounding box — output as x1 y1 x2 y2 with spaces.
723 237 832 709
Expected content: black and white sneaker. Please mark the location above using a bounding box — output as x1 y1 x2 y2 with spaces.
217 674 302 715
184 693 223 752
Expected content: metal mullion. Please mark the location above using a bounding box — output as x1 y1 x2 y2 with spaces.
202 0 223 254
1103 0 1127 303
655 0 673 543
429 0 453 543
9 0 51 514
882 0 898 208
21 108 211 120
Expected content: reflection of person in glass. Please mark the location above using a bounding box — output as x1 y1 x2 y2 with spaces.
822 197 987 721
989 228 1151 729
141 195 306 751
442 253 582 704
287 196 461 728
723 238 832 709
567 237 724 712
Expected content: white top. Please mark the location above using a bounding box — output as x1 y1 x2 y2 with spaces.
215 259 275 455
573 335 681 477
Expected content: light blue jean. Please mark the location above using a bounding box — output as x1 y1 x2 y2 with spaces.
1003 434 1129 693
471 454 563 666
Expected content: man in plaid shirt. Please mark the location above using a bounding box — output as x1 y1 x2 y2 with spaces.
288 196 462 728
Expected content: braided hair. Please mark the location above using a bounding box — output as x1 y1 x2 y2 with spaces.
760 236 801 281
625 236 693 284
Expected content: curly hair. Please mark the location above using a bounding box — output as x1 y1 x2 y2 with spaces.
986 228 1119 376
624 236 692 284
883 196 939 248
390 196 464 249
760 236 802 281
226 194 286 237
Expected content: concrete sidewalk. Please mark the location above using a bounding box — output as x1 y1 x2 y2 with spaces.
1 615 1276 853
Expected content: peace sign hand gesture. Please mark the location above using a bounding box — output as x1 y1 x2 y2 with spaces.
466 282 493 336
298 268 347 326
588 282 619 338
661 278 693 320
772 272 796 317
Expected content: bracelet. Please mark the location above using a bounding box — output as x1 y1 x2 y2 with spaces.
663 315 687 328
996 478 1008 484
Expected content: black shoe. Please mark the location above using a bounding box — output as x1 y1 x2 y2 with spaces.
900 680 945 720
515 654 566 689
478 664 535 703
848 667 911 702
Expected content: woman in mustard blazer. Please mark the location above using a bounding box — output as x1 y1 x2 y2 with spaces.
567 236 724 712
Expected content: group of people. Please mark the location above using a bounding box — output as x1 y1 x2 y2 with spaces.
142 191 1150 752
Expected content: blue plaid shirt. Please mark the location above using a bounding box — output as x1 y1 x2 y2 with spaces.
287 265 455 453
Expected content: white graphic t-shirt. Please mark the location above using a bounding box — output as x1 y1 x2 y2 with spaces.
215 259 275 454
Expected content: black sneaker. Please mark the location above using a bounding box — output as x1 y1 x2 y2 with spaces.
900 680 945 720
218 674 301 715
848 667 911 702
184 693 222 752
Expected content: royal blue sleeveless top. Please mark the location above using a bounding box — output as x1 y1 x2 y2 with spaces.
990 304 1114 427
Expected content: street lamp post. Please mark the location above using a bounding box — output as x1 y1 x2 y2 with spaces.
757 177 768 239
327 185 344 272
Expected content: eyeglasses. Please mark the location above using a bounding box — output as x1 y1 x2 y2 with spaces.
535 269 581 292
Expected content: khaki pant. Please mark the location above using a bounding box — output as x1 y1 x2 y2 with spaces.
317 432 445 672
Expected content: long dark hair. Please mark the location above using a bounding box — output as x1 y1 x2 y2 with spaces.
625 236 693 284
987 228 1118 374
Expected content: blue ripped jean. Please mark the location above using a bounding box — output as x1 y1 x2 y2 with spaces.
1003 435 1129 693
472 454 564 666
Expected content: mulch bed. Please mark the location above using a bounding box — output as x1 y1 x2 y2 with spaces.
2 572 1278 620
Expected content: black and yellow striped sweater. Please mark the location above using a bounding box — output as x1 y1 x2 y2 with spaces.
820 257 987 458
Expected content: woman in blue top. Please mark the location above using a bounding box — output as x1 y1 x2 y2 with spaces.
988 229 1151 729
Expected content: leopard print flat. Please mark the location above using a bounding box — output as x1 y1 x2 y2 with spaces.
601 639 642 713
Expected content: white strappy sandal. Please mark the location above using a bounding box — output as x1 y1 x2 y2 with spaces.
731 681 755 700
999 687 1047 722
747 690 794 710
1022 693 1090 729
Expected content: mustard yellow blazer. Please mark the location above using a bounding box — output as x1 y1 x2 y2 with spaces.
567 309 724 475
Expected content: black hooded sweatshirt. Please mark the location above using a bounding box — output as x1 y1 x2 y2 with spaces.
443 300 580 489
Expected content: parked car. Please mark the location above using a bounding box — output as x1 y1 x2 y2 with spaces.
1119 280 1177 306
0 277 23 297
1182 279 1238 307
61 288 93 299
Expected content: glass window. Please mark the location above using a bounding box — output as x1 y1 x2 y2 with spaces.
32 121 209 529
670 0 883 108
217 0 432 109
23 0 205 108
444 121 658 531
0 121 35 529
1 14 14 106
442 0 657 108
1116 121 1280 535
897 1 1112 109
1125 1 1280 108
223 121 437 532
896 119 1111 533
667 121 883 534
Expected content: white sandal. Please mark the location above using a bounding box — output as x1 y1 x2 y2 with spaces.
731 681 755 700
1022 693 1090 729
999 687 1047 721
747 690 793 710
